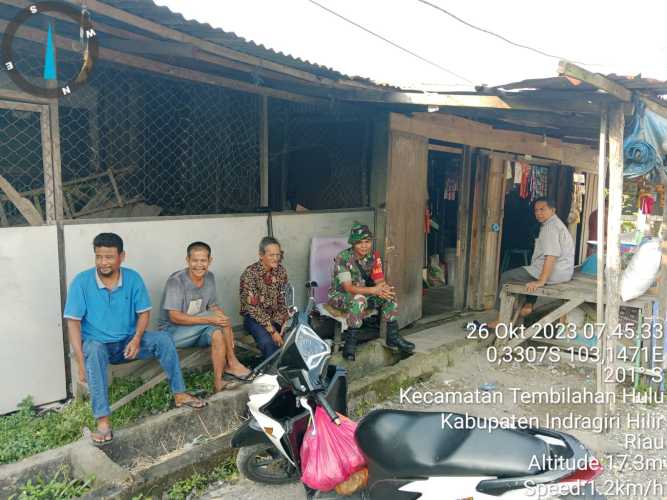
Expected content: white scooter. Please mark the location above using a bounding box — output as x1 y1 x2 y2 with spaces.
232 285 605 499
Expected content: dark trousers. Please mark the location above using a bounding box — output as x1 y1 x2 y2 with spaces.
243 315 279 360
495 267 538 310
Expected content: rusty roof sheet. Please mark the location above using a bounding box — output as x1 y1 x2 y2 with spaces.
102 0 395 89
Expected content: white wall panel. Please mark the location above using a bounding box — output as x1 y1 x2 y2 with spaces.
0 226 66 414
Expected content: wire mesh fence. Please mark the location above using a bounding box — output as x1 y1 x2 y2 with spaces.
268 99 369 211
1 37 369 227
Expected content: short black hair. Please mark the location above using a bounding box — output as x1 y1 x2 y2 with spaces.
187 241 211 257
93 233 123 253
259 236 281 254
533 197 556 209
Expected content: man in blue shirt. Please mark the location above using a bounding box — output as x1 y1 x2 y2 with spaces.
64 233 206 445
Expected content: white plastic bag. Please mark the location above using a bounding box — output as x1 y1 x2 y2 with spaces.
620 238 661 301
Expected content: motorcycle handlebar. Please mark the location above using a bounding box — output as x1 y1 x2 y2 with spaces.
315 392 340 425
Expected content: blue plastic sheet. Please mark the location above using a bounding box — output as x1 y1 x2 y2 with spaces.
623 101 667 178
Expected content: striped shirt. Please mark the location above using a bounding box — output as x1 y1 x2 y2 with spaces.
524 215 574 284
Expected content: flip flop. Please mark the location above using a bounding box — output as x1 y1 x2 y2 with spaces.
223 371 254 383
175 396 208 409
90 428 113 446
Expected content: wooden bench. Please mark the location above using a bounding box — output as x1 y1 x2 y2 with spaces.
75 328 260 412
496 274 657 348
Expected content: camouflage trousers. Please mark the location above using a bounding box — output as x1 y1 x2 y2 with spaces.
328 292 399 329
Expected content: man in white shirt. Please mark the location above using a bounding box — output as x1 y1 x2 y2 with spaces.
481 197 574 328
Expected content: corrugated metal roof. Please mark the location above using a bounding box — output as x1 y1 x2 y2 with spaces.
493 75 667 95
102 0 390 88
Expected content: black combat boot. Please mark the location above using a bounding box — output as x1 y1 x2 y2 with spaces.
342 328 359 361
385 321 415 353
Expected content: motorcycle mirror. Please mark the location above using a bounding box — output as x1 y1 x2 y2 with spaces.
284 282 295 309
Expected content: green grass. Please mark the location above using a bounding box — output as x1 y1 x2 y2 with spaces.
8 465 94 499
0 370 215 465
167 456 238 500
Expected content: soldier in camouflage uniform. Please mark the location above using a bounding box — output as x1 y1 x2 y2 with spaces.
328 222 415 360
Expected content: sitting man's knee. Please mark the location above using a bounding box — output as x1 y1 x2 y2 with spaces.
352 294 368 308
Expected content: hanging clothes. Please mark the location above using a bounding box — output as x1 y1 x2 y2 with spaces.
519 162 531 199
640 193 656 214
530 166 548 201
513 161 522 184
444 170 458 201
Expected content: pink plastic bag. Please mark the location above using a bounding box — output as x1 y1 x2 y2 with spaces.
300 406 366 491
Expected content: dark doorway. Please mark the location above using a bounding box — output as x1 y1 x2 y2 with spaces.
423 150 461 317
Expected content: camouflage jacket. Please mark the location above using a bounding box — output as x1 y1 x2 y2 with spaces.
328 248 383 297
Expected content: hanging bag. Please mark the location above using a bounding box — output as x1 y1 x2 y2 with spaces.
300 406 367 492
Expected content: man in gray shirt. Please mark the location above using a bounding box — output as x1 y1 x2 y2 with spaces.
159 241 251 392
481 197 574 328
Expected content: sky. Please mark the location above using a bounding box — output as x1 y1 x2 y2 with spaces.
153 0 667 91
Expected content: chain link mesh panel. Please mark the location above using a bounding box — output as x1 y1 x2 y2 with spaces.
57 60 261 219
2 39 261 222
1 37 369 225
0 105 45 226
268 99 368 210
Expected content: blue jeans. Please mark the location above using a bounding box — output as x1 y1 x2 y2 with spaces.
83 331 186 418
243 315 279 360
164 323 218 348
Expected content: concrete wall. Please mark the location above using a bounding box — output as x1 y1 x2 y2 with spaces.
63 209 373 328
272 209 374 308
0 226 67 414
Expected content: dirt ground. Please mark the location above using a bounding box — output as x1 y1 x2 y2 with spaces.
200 349 667 499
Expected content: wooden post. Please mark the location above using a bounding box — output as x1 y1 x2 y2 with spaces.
454 146 473 310
659 171 667 385
260 96 269 207
604 103 624 414
596 109 607 418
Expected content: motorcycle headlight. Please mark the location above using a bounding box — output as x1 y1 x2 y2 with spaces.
247 381 277 397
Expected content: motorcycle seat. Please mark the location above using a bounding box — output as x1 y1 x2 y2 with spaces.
356 410 549 478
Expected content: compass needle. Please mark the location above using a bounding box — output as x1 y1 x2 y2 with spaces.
43 23 57 81
2 1 97 98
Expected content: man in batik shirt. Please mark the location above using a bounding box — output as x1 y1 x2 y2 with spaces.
328 222 414 361
240 236 289 360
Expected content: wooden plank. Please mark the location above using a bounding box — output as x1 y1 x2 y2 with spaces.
595 110 608 412
48 101 64 222
579 172 597 261
454 146 473 309
107 168 125 207
0 89 51 105
533 66 667 146
260 96 269 207
0 99 44 112
604 104 624 412
0 202 8 226
481 156 506 309
39 106 55 223
481 149 561 166
496 287 517 340
385 131 428 326
428 143 462 154
389 112 598 171
507 298 585 349
659 169 667 385
558 61 632 102
466 153 487 309
0 174 44 225
350 90 616 114
0 20 325 105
